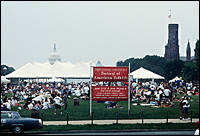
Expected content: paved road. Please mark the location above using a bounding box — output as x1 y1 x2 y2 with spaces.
1 129 197 135
43 118 199 125
23 130 196 135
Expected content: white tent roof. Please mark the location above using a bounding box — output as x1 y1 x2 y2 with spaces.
1 76 11 84
47 77 65 83
5 61 95 79
169 76 180 83
130 67 165 79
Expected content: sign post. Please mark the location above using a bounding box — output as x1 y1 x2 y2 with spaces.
91 66 129 116
92 86 128 101
90 63 92 117
128 63 130 116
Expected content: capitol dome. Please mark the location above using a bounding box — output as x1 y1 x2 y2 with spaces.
49 43 61 65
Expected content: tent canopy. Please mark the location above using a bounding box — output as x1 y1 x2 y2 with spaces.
130 67 165 79
169 76 180 83
1 76 11 84
5 61 95 79
47 77 65 83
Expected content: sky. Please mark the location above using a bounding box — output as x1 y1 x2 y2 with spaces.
1 1 199 69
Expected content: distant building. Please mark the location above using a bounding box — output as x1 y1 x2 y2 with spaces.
186 41 191 61
194 40 199 62
96 60 103 66
49 43 61 65
180 56 194 62
164 24 180 61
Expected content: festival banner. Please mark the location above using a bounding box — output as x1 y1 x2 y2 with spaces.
92 86 128 101
93 67 128 82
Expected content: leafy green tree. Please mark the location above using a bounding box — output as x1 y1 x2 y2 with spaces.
116 61 124 66
163 60 184 80
116 55 167 77
194 40 199 63
182 62 198 82
1 65 15 76
194 40 199 81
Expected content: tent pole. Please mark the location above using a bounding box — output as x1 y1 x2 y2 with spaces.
128 63 130 116
90 63 92 117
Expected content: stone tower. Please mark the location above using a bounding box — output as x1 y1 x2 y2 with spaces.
164 24 180 61
186 41 191 61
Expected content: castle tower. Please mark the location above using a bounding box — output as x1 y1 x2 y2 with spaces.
49 43 61 65
186 40 191 61
164 24 180 61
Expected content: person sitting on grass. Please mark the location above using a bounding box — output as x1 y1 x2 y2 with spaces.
42 98 49 110
109 101 119 109
23 102 29 110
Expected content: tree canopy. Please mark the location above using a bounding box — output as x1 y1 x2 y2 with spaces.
1 65 15 76
116 41 199 82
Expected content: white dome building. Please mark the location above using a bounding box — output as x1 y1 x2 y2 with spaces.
49 43 61 65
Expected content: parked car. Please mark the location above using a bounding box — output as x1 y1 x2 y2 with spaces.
1 111 43 133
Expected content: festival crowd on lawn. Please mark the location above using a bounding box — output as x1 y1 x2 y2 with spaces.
1 79 199 120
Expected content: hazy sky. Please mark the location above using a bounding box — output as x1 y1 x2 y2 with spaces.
1 1 199 69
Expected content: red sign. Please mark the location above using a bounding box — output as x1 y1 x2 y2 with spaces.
93 67 128 82
92 86 128 101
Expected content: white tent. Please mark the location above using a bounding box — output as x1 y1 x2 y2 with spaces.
5 61 95 79
1 76 11 84
47 77 65 83
32 95 46 101
169 76 180 83
130 67 165 80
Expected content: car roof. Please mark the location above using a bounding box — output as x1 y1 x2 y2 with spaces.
1 111 19 114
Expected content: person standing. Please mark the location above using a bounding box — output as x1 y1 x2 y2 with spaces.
179 97 184 120
63 92 68 110
194 121 199 135
54 94 63 115
182 97 190 120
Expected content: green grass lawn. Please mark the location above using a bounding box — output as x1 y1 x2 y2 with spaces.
7 93 199 121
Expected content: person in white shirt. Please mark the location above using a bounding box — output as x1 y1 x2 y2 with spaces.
84 86 89 95
42 98 49 110
28 102 33 110
132 82 137 89
164 87 171 99
182 97 190 120
5 101 11 110
194 129 199 135
11 98 17 107
194 121 199 135
54 94 63 115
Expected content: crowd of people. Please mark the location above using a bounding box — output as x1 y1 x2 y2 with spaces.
1 81 90 115
1 79 199 120
130 80 199 120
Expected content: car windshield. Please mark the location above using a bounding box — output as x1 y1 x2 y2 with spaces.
1 112 21 119
13 112 21 118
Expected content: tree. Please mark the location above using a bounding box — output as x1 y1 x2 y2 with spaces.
116 55 167 78
193 40 199 81
182 62 198 82
1 65 15 76
194 40 199 63
163 60 184 80
116 61 124 66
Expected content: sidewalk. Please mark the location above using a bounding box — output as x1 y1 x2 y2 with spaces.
43 118 199 125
